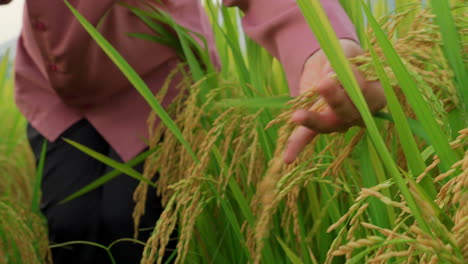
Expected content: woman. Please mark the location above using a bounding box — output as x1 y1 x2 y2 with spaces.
1 0 385 263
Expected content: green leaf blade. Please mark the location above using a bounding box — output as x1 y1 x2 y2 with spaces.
64 0 199 163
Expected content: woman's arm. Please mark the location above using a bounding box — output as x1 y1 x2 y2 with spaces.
223 0 386 163
223 0 357 97
284 40 385 163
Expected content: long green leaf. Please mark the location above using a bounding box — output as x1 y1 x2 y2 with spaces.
366 36 436 197
216 96 291 109
361 0 460 172
60 147 158 204
64 0 198 163
0 50 9 90
31 140 47 213
277 237 304 264
296 0 431 234
374 112 430 143
63 139 156 187
430 0 468 117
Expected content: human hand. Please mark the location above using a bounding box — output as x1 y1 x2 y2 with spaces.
283 39 386 164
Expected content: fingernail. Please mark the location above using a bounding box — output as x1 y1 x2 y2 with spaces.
327 71 336 78
283 153 293 164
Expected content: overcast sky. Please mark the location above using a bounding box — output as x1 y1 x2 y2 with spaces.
0 0 24 43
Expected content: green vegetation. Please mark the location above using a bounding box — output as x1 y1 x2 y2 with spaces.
0 51 50 263
0 0 466 263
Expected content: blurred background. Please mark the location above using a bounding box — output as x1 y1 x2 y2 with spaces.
0 0 24 56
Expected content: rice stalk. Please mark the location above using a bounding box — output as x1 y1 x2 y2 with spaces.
56 1 468 263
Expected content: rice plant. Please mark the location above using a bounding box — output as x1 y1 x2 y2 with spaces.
132 1 466 263
0 51 50 263
1 0 467 263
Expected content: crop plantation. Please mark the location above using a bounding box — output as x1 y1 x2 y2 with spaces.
0 0 467 263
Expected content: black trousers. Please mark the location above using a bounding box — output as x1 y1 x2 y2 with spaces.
27 119 164 264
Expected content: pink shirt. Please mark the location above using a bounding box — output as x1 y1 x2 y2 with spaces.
10 0 356 161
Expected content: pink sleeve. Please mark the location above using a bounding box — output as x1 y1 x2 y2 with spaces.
223 0 357 96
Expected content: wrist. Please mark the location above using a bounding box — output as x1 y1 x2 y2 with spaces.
306 39 363 66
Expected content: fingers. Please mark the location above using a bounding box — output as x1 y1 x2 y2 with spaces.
351 66 386 113
291 108 343 133
284 108 347 164
287 46 387 164
283 126 318 164
316 73 359 123
317 66 386 121
362 80 386 113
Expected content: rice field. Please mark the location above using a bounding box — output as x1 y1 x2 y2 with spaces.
0 0 467 263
